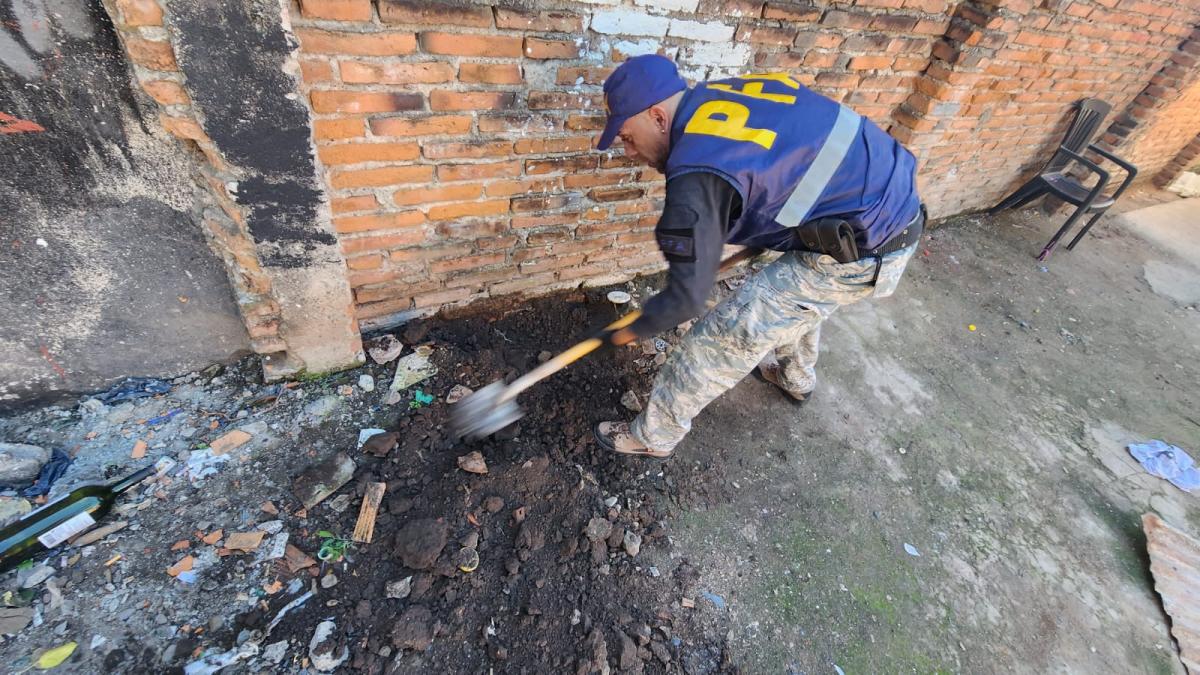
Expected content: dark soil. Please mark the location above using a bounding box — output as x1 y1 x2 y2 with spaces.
245 290 738 674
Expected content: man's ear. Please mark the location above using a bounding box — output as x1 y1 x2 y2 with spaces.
649 105 669 133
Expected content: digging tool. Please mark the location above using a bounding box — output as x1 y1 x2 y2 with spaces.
451 247 761 440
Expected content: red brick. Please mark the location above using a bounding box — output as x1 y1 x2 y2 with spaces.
357 298 413 320
330 165 434 189
299 0 371 21
421 141 512 160
566 115 605 131
314 117 366 140
563 172 632 189
763 2 821 21
295 29 417 56
444 268 514 289
479 113 562 133
393 182 483 206
115 0 162 26
339 60 454 84
735 24 797 46
311 91 424 113
526 155 598 175
524 229 570 246
485 177 563 197
558 261 618 281
793 31 843 49
489 273 556 296
420 32 523 57
346 253 383 269
332 195 379 214
334 210 425 233
589 186 644 202
600 154 639 169
379 0 492 26
494 8 583 32
528 91 604 110
370 115 471 137
476 234 519 250
849 55 895 71
141 80 189 105
160 114 206 141
513 136 593 154
512 212 579 229
124 37 176 71
577 219 635 237
436 220 509 240
821 10 874 29
511 194 576 212
427 199 511 220
459 63 523 84
870 14 917 32
803 52 838 68
556 66 614 86
389 244 472 262
430 253 506 274
341 230 427 254
430 91 516 111
414 287 475 309
438 160 523 181
299 59 335 83
319 142 420 165
524 37 581 59
520 254 586 274
913 18 950 35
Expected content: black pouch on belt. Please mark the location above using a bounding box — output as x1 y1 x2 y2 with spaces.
795 217 860 264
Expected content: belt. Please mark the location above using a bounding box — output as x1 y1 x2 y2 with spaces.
863 204 925 284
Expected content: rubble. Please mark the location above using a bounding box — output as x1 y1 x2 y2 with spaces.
291 453 355 509
457 451 489 474
0 443 50 484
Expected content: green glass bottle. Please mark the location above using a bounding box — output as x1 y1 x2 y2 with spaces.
0 465 155 572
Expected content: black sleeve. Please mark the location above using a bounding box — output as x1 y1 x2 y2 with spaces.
628 171 740 338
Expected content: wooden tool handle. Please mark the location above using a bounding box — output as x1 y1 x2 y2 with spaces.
497 247 761 404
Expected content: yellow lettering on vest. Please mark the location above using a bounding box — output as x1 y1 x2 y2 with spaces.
742 72 801 89
683 100 777 150
708 82 797 105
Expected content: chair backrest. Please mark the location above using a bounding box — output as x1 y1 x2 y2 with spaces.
1046 98 1112 173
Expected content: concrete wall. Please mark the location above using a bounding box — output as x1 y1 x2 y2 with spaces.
0 0 249 406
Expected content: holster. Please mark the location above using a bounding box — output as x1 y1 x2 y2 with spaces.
795 217 860 264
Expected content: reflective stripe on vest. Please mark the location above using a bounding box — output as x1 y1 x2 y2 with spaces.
775 105 862 228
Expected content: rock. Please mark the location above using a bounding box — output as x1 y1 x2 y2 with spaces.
304 395 342 420
368 335 404 364
0 497 32 527
321 573 338 589
361 431 398 457
623 532 642 558
618 631 642 672
0 443 50 484
457 451 488 475
0 607 32 635
386 577 412 599
390 606 434 651
400 321 429 345
585 517 613 543
445 384 473 404
395 519 448 570
80 398 106 416
653 353 667 367
583 628 610 675
537 351 552 363
484 496 504 513
460 532 479 549
358 375 375 392
649 641 671 664
20 565 54 589
327 494 352 513
262 640 289 664
620 391 642 412
607 526 625 549
591 539 608 564
384 390 403 406
308 620 349 672
292 452 356 509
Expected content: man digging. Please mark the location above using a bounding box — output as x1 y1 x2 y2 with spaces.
593 55 925 459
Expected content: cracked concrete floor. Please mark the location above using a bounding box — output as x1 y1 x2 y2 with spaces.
657 198 1200 673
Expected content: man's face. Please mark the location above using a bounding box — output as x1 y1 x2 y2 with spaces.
617 108 670 172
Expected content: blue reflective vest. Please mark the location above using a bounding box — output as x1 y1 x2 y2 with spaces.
665 74 920 251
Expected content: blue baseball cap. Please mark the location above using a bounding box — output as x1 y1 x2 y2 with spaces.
597 54 688 151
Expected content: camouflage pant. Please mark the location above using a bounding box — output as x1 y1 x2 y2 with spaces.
630 243 918 453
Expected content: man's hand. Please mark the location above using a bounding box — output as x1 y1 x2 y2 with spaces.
610 327 638 347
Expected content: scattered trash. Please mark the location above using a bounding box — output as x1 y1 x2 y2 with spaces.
358 374 375 392
260 532 289 562
308 620 348 672
455 546 480 572
291 452 355 509
183 641 258 675
171 539 190 551
967 324 977 332
327 494 352 513
225 531 265 552
352 482 386 544
94 377 171 403
834 665 846 675
607 291 631 305
904 543 921 557
337 385 354 397
1129 440 1200 492
73 521 128 547
457 451 489 475
268 591 313 633
367 334 404 364
653 337 668 352
202 529 223 545
360 431 398 457
282 544 317 574
1143 513 1200 669
34 641 76 669
320 572 338 589
21 448 72 498
681 597 695 609
184 448 230 485
316 531 352 562
390 346 437 392
167 555 194 577
209 429 252 455
620 390 642 412
386 576 412 599
130 440 147 459
145 409 183 426
445 384 473 404
410 390 435 409
20 565 54 589
356 429 387 449
700 591 726 610
0 606 32 635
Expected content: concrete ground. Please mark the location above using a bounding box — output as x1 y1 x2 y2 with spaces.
662 196 1200 672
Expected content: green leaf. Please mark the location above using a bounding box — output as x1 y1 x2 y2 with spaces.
316 530 335 539
17 559 33 570
35 641 77 669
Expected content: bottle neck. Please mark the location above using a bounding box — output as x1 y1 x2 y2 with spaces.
109 466 155 494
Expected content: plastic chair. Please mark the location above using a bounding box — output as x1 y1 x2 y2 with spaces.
988 98 1138 261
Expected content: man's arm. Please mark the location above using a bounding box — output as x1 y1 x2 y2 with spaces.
623 171 740 339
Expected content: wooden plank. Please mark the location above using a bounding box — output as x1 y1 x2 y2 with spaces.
352 482 387 544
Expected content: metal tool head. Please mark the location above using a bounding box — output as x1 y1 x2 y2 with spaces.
450 381 524 440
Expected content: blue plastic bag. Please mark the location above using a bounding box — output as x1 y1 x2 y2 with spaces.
1128 440 1200 492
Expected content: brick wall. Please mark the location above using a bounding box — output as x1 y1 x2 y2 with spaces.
288 0 1200 326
